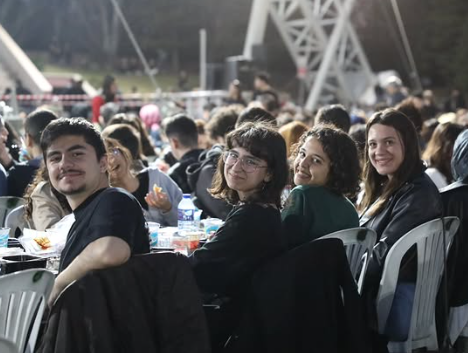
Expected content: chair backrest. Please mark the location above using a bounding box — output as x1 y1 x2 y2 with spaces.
5 206 27 238
319 227 377 293
376 217 460 351
0 336 18 353
0 269 55 353
0 197 25 228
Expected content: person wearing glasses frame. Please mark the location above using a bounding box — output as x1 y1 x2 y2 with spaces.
189 122 289 350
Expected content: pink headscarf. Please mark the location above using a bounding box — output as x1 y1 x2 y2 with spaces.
139 104 161 130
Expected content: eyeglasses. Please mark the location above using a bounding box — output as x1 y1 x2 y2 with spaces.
110 147 121 156
223 151 267 173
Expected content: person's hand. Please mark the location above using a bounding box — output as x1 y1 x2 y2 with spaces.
145 190 172 213
154 159 170 173
0 141 12 168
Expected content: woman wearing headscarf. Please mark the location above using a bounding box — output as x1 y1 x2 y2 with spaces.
439 130 468 344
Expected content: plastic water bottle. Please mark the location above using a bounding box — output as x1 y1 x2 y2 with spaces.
178 194 196 232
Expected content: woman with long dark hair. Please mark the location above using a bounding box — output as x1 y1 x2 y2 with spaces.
360 108 442 348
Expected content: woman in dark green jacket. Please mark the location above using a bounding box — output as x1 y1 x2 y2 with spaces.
282 124 361 248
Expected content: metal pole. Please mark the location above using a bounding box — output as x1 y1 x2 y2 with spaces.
243 0 269 60
108 0 159 91
200 29 207 90
305 0 356 111
389 0 422 91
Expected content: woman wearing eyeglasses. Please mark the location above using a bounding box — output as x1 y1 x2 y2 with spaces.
190 122 289 348
282 125 361 248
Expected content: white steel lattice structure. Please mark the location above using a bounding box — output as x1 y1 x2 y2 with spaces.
243 0 376 111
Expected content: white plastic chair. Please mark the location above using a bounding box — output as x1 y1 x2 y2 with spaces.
319 227 377 293
0 197 25 228
0 269 55 353
5 205 27 238
0 336 17 353
376 217 460 353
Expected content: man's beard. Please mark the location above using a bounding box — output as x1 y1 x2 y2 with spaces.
57 184 87 196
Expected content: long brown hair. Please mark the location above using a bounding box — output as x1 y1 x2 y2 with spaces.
210 122 289 207
422 123 465 183
23 163 72 222
360 109 424 216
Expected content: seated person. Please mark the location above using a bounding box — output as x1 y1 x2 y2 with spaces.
359 109 442 348
422 122 464 188
187 107 240 219
162 114 204 193
24 164 71 231
0 158 5 196
40 117 150 306
102 124 182 226
107 112 157 159
282 125 361 248
6 109 58 196
439 130 468 343
0 115 20 166
189 122 289 348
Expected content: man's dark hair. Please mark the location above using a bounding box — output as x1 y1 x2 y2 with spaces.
314 104 351 133
257 92 280 114
206 107 239 140
41 117 106 161
236 107 276 128
255 72 271 85
25 109 58 145
162 114 198 148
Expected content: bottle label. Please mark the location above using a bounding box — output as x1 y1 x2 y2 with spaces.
178 209 195 222
178 208 195 231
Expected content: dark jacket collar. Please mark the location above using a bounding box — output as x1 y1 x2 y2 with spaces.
180 149 204 163
440 180 468 193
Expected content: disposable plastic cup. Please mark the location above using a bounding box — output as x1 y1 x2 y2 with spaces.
147 222 160 247
0 227 10 248
185 231 204 250
203 219 224 238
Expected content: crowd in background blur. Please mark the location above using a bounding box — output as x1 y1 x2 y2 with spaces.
1 70 468 353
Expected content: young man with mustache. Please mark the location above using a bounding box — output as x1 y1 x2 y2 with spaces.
41 117 150 306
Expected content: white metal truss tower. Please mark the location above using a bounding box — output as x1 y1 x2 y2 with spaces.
243 0 376 111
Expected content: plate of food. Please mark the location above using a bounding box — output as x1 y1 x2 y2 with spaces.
18 228 66 256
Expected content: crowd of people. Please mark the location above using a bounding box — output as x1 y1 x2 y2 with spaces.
1 71 468 352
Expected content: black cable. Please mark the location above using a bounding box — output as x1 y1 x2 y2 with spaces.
375 0 413 82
